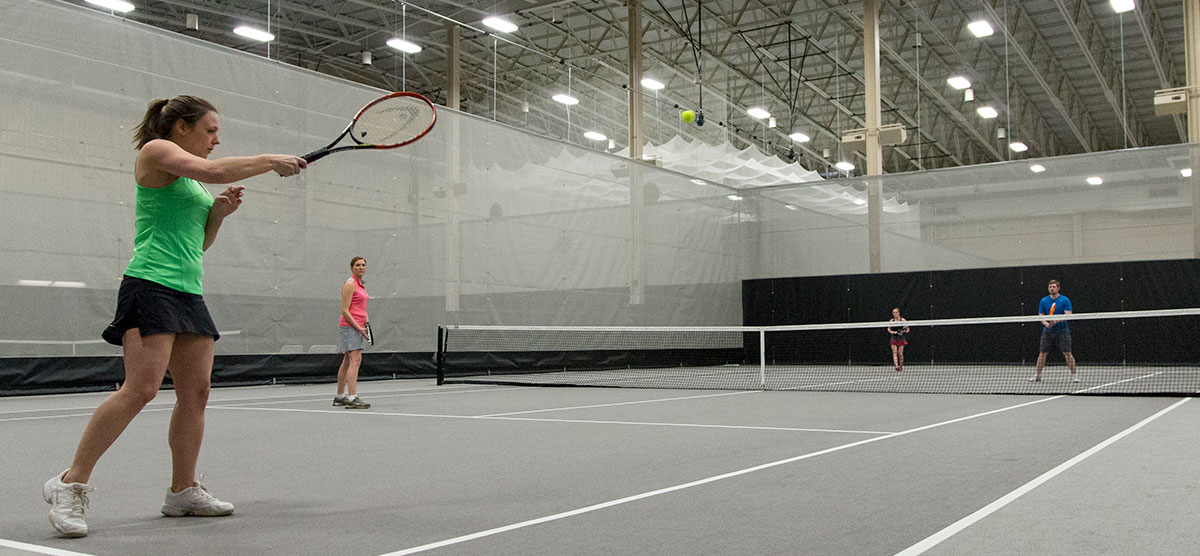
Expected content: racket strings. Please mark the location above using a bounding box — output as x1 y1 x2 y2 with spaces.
354 97 433 146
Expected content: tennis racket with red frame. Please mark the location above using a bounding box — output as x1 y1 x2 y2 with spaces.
302 91 436 164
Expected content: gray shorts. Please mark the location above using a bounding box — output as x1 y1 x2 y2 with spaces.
338 325 366 353
1039 328 1072 354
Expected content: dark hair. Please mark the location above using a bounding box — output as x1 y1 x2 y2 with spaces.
1048 279 1060 286
133 95 217 149
350 256 366 269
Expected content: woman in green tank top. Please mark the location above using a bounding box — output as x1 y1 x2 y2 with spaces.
43 96 307 538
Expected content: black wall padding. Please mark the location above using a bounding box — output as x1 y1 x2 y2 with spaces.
1 352 437 397
743 259 1200 367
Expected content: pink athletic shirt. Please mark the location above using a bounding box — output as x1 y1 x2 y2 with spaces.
339 276 369 327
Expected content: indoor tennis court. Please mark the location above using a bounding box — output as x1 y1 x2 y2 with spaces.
4 0 1200 554
3 380 1197 556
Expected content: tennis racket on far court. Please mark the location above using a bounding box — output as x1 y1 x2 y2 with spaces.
302 92 436 164
365 322 374 346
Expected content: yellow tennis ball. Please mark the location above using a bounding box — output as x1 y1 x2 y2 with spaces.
681 110 695 123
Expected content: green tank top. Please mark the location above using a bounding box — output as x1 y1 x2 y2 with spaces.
123 176 214 294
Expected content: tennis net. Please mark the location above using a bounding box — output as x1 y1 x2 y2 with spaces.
437 308 1200 395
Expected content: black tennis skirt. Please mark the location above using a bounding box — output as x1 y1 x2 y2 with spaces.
101 275 220 346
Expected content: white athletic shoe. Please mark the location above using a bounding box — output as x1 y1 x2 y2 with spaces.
161 479 234 517
43 469 93 538
1028 375 1041 383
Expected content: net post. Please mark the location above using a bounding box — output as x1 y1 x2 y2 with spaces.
435 326 446 385
759 329 766 388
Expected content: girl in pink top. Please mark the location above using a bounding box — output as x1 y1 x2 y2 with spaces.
334 257 371 409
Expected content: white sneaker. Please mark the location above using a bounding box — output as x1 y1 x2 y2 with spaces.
43 469 93 538
161 479 234 517
1028 375 1041 382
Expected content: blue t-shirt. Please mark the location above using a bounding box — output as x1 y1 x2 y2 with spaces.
1039 294 1072 331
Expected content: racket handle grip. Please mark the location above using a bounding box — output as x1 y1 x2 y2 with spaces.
301 149 331 164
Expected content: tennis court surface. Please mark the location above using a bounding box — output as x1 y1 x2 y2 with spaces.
2 379 1197 555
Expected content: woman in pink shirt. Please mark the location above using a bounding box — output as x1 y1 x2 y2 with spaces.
334 256 371 409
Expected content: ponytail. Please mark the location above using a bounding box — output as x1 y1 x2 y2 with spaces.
132 95 217 149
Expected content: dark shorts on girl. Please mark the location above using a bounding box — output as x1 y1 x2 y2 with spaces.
101 275 219 346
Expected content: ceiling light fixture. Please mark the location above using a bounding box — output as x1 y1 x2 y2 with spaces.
947 76 971 90
977 106 998 119
1030 164 1046 173
583 131 607 141
552 93 579 106
640 77 665 90
85 0 135 12
233 25 274 42
386 38 421 54
1009 142 1028 152
1110 0 1135 13
789 132 810 143
835 161 855 172
482 17 518 33
968 20 994 38
746 107 771 120
1087 176 1104 185
1181 168 1192 178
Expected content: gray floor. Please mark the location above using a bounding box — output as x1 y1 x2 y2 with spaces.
1 380 1197 555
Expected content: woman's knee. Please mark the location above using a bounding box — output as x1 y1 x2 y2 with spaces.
118 382 160 406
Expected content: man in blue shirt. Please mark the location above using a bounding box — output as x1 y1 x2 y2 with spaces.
1030 279 1079 383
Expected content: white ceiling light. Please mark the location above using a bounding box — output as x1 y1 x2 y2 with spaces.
552 93 579 106
726 194 743 201
386 38 421 54
1087 176 1104 185
1030 164 1046 173
964 88 974 102
835 161 855 172
640 77 665 90
18 279 87 288
583 131 607 141
482 17 518 33
947 76 971 90
789 132 811 143
784 204 799 210
746 107 771 120
1110 0 1135 13
968 20 994 38
1180 168 1192 178
233 25 274 42
85 0 134 12
976 106 998 119
1009 142 1028 152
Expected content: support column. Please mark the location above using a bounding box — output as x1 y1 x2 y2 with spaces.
628 0 646 304
863 0 883 272
1186 0 1200 256
445 23 462 311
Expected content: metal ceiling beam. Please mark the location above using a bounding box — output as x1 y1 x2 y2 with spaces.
979 1 1096 152
1052 0 1141 147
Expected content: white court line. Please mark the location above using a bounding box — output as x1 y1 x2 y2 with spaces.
372 395 1067 556
894 397 1192 556
477 390 758 417
0 538 97 556
0 384 501 417
210 386 522 408
215 406 894 434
